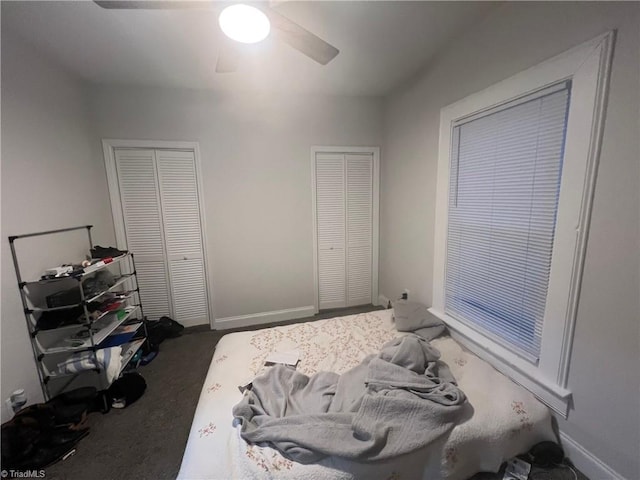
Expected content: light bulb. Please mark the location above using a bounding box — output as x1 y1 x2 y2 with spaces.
219 4 271 44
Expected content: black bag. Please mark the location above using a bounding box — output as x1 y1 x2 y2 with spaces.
47 386 109 423
158 316 184 337
36 306 85 330
108 372 147 409
1 403 89 470
146 316 184 346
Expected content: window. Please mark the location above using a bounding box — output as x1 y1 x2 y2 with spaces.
431 32 614 416
446 82 570 362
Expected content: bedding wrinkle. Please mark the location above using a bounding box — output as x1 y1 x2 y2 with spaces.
233 334 467 463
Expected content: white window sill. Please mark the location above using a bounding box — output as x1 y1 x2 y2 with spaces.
429 308 572 417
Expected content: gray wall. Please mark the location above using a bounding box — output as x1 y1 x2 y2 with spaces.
1 34 383 421
88 86 383 322
1 32 116 422
380 2 639 478
1 24 382 420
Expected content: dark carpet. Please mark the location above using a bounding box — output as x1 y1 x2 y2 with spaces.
42 305 588 480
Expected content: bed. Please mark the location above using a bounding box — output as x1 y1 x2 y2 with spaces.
178 309 556 480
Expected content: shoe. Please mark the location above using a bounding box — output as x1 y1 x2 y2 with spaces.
90 245 127 259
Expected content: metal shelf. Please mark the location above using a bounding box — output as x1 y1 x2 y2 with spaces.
119 338 146 374
85 274 136 304
21 253 130 286
30 289 137 314
35 306 140 354
8 225 149 401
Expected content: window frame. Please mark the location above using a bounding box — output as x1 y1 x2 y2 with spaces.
431 31 615 417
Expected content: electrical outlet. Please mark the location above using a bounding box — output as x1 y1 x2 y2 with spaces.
402 289 409 300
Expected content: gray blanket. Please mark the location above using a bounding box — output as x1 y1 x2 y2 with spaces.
232 334 466 463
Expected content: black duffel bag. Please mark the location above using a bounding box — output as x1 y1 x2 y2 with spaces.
146 316 184 346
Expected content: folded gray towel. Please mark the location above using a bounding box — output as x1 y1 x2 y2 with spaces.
392 300 446 340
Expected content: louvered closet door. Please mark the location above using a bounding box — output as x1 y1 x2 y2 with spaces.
156 150 210 326
346 154 373 306
115 149 172 322
316 153 347 309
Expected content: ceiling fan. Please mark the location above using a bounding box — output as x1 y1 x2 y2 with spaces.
94 1 340 73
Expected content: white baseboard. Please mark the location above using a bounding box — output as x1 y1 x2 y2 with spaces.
378 294 391 309
214 306 316 330
559 431 626 480
180 318 211 329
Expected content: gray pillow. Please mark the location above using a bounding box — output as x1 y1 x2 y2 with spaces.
392 300 446 340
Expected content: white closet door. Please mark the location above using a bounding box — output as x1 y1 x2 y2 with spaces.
346 154 373 306
316 153 346 309
156 150 210 326
114 149 172 321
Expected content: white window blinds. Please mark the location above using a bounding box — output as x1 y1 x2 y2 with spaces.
445 82 570 361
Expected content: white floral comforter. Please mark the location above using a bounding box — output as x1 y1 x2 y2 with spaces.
178 310 555 480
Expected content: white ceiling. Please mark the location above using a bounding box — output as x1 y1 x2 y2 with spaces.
3 1 498 96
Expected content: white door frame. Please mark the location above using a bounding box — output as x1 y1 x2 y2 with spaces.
102 139 215 328
311 146 380 313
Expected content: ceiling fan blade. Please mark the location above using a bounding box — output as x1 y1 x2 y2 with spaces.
265 8 339 65
216 41 241 73
94 1 211 9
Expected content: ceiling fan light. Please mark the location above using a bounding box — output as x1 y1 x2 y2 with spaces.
219 4 271 44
